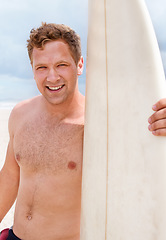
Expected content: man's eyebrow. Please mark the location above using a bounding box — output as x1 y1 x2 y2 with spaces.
56 60 69 64
34 63 46 67
34 60 69 66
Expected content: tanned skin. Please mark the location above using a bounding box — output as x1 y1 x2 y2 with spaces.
0 40 85 240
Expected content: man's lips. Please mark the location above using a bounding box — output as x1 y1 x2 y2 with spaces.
46 85 65 91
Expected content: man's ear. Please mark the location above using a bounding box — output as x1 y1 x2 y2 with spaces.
77 56 84 76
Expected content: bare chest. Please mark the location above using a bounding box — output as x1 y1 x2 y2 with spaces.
13 119 84 174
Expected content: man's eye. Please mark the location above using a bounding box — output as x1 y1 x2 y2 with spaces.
58 64 67 67
37 66 47 70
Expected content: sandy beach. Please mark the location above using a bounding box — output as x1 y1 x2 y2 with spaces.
0 108 15 231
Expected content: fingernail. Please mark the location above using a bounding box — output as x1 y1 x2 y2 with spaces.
148 117 152 123
148 125 152 131
152 105 157 110
152 131 156 135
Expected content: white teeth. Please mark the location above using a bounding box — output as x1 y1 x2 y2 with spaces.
48 85 63 90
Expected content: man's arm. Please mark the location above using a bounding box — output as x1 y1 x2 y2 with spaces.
148 98 166 136
0 110 20 222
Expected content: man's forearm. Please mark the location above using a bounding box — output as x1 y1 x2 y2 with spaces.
0 170 19 222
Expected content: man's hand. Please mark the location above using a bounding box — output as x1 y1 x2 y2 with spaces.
148 98 166 136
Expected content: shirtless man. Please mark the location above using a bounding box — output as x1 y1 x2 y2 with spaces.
0 23 84 240
0 22 166 240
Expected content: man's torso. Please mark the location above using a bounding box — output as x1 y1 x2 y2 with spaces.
12 99 84 240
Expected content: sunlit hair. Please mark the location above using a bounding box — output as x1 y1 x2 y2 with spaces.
27 22 82 65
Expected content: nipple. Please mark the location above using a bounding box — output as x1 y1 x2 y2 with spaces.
68 161 77 170
15 154 20 161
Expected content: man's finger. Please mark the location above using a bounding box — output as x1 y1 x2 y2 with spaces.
152 98 166 111
148 119 166 131
148 108 166 124
151 128 166 136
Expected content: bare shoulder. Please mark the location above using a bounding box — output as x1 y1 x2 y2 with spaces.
8 96 41 136
10 96 40 115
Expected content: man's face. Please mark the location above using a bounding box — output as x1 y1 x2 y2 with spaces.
32 40 83 106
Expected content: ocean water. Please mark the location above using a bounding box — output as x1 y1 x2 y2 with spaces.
0 77 38 109
0 74 86 109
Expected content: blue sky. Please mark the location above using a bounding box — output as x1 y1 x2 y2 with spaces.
0 0 165 103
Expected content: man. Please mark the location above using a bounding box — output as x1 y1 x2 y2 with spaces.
0 23 84 240
0 22 166 240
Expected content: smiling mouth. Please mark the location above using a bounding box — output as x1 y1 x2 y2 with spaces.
46 85 65 91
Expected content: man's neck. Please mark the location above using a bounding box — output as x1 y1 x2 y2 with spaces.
40 92 85 123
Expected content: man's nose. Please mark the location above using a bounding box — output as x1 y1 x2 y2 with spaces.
47 68 60 82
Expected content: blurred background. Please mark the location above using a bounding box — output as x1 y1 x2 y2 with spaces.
0 0 165 108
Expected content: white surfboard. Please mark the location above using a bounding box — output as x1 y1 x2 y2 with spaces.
80 0 166 239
